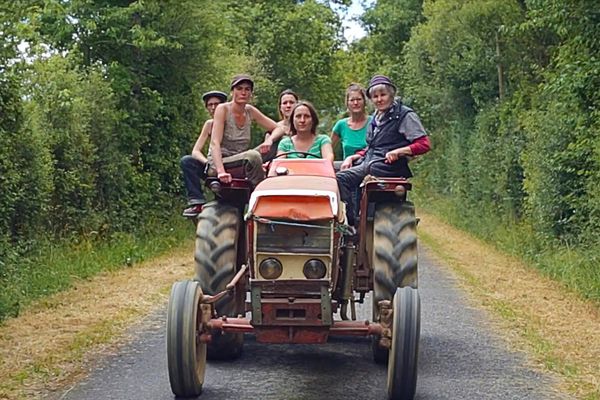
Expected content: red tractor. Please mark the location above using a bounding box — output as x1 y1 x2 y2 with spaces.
166 153 421 399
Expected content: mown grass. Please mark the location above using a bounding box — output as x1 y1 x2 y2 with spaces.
412 189 600 305
0 214 194 322
417 211 600 400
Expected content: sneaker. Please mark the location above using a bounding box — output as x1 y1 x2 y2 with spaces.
182 204 204 218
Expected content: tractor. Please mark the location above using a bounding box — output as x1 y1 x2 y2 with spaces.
166 153 421 399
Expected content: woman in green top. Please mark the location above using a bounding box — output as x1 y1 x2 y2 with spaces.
277 101 334 163
331 83 371 159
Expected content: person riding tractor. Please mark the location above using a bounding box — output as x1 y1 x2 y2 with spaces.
337 75 430 229
167 74 431 400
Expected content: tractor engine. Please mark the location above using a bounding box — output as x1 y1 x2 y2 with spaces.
246 159 344 343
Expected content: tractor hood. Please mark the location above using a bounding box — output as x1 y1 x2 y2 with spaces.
247 175 341 221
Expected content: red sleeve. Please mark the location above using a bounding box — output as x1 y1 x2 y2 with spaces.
408 136 431 156
355 147 367 157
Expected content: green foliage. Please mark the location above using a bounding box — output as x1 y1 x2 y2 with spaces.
399 0 599 250
23 54 146 235
0 74 25 237
4 0 596 321
403 0 522 125
0 214 193 322
1 0 225 316
386 0 600 305
223 0 346 114
520 93 594 243
413 188 600 304
25 56 101 234
30 0 222 200
518 0 600 244
360 0 424 80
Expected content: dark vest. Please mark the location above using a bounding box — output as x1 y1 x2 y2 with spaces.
364 100 413 178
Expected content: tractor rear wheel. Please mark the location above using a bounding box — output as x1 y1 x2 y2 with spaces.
371 202 418 363
195 203 244 360
387 287 420 400
166 280 206 398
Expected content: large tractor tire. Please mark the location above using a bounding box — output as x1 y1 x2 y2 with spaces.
195 203 244 360
372 201 418 300
387 287 420 400
166 280 207 398
371 202 418 364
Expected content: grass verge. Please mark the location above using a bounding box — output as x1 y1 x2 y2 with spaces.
417 210 600 399
411 190 600 305
0 235 195 399
0 215 193 322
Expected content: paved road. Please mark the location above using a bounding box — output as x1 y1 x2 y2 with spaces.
53 248 570 400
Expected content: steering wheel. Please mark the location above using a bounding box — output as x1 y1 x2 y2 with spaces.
265 151 322 172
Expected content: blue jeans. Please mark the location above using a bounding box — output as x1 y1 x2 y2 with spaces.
180 155 207 205
336 164 368 226
336 160 407 226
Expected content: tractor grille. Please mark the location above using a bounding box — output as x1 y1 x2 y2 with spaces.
255 219 332 254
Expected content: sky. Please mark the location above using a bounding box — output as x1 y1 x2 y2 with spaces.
339 0 374 43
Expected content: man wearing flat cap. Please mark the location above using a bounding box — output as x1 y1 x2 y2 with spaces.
207 74 284 187
337 75 431 227
180 90 228 217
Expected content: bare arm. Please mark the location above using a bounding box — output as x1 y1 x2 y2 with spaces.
191 120 212 163
276 149 287 159
340 153 362 170
321 142 334 164
248 105 285 153
330 133 340 153
385 136 431 163
384 145 413 163
209 104 231 182
248 105 278 132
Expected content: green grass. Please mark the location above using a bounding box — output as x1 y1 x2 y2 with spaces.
412 189 600 305
0 214 194 322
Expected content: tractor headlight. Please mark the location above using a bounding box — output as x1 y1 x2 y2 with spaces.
259 258 283 279
303 259 326 279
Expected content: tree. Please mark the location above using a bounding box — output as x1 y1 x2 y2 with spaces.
222 0 347 116
359 0 424 80
30 0 225 206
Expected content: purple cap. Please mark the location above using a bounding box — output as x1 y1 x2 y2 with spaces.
230 74 254 90
366 75 396 98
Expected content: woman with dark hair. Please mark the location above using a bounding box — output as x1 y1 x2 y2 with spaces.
262 89 299 161
277 101 334 162
276 89 299 134
331 83 371 160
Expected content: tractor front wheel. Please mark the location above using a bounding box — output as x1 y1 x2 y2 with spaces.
386 287 420 400
166 280 207 398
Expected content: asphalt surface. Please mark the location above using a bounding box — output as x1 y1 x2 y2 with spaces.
51 248 571 400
